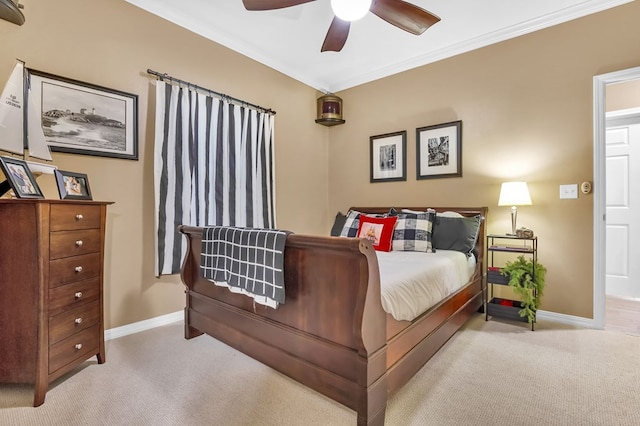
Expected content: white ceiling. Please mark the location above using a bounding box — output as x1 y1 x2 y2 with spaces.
126 0 631 92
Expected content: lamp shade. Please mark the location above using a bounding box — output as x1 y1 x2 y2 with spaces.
498 182 532 206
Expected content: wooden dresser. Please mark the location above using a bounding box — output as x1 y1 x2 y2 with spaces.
0 199 111 406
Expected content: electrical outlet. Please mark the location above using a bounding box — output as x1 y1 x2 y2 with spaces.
559 184 578 199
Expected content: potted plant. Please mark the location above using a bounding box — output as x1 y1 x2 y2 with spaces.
500 256 547 324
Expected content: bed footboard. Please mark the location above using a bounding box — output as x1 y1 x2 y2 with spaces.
179 226 389 425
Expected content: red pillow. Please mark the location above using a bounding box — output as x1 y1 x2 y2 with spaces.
357 215 398 252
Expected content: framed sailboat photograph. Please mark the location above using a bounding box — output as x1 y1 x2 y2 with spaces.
27 69 138 160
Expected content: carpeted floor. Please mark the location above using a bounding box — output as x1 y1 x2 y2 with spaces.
2 314 639 425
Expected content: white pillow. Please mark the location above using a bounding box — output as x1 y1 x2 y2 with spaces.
437 211 463 218
401 208 430 215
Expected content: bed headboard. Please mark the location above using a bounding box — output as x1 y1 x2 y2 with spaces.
350 206 487 218
348 206 488 271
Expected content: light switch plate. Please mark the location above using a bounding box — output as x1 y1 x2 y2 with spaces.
560 184 578 199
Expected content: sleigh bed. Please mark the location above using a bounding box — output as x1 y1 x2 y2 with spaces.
179 206 487 425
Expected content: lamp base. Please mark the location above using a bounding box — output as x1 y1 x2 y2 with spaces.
510 206 518 236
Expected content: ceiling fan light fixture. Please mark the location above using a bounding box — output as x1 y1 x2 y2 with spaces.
330 0 371 22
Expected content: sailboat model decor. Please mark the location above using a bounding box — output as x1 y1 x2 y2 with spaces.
0 60 56 197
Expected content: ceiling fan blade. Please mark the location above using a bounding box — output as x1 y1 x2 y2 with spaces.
321 16 350 52
370 0 440 35
242 0 316 11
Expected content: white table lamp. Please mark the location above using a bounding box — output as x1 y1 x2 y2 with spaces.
498 181 532 235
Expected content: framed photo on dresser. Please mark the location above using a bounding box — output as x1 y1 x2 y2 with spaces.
0 156 44 199
54 169 93 200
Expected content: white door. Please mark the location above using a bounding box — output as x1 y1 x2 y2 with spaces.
606 112 640 298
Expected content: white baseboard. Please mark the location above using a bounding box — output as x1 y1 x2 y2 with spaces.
105 310 184 341
536 310 598 329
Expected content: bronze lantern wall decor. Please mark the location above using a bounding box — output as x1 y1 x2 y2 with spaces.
315 93 345 126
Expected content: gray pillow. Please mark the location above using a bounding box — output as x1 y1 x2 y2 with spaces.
330 211 347 236
432 215 481 255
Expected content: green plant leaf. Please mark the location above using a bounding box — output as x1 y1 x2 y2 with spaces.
500 255 546 324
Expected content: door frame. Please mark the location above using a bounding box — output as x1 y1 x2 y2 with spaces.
593 66 640 329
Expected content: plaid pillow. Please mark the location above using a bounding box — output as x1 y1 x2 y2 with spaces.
392 209 436 252
339 210 385 237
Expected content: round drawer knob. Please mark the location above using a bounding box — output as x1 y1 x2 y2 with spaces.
75 266 83 273
75 317 83 324
75 240 84 247
75 214 84 220
75 343 83 350
75 291 83 299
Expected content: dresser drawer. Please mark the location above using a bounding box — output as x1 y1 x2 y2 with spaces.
50 229 101 260
49 324 100 374
49 301 100 344
49 278 101 314
49 253 101 288
50 204 101 231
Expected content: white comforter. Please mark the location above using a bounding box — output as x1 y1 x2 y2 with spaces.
377 250 476 322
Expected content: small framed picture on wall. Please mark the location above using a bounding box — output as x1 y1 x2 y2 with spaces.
370 130 407 183
416 120 462 180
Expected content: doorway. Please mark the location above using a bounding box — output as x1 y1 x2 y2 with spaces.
604 108 640 334
593 66 640 331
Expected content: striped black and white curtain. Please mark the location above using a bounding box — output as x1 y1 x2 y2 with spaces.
154 80 276 276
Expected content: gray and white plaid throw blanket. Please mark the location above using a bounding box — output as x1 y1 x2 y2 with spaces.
201 226 290 307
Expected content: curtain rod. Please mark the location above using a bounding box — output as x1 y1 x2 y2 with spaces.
147 69 276 116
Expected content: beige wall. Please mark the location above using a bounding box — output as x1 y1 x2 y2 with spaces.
3 1 640 327
329 2 640 319
607 79 640 112
0 0 329 329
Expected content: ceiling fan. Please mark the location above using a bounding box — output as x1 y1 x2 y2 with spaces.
242 0 440 52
